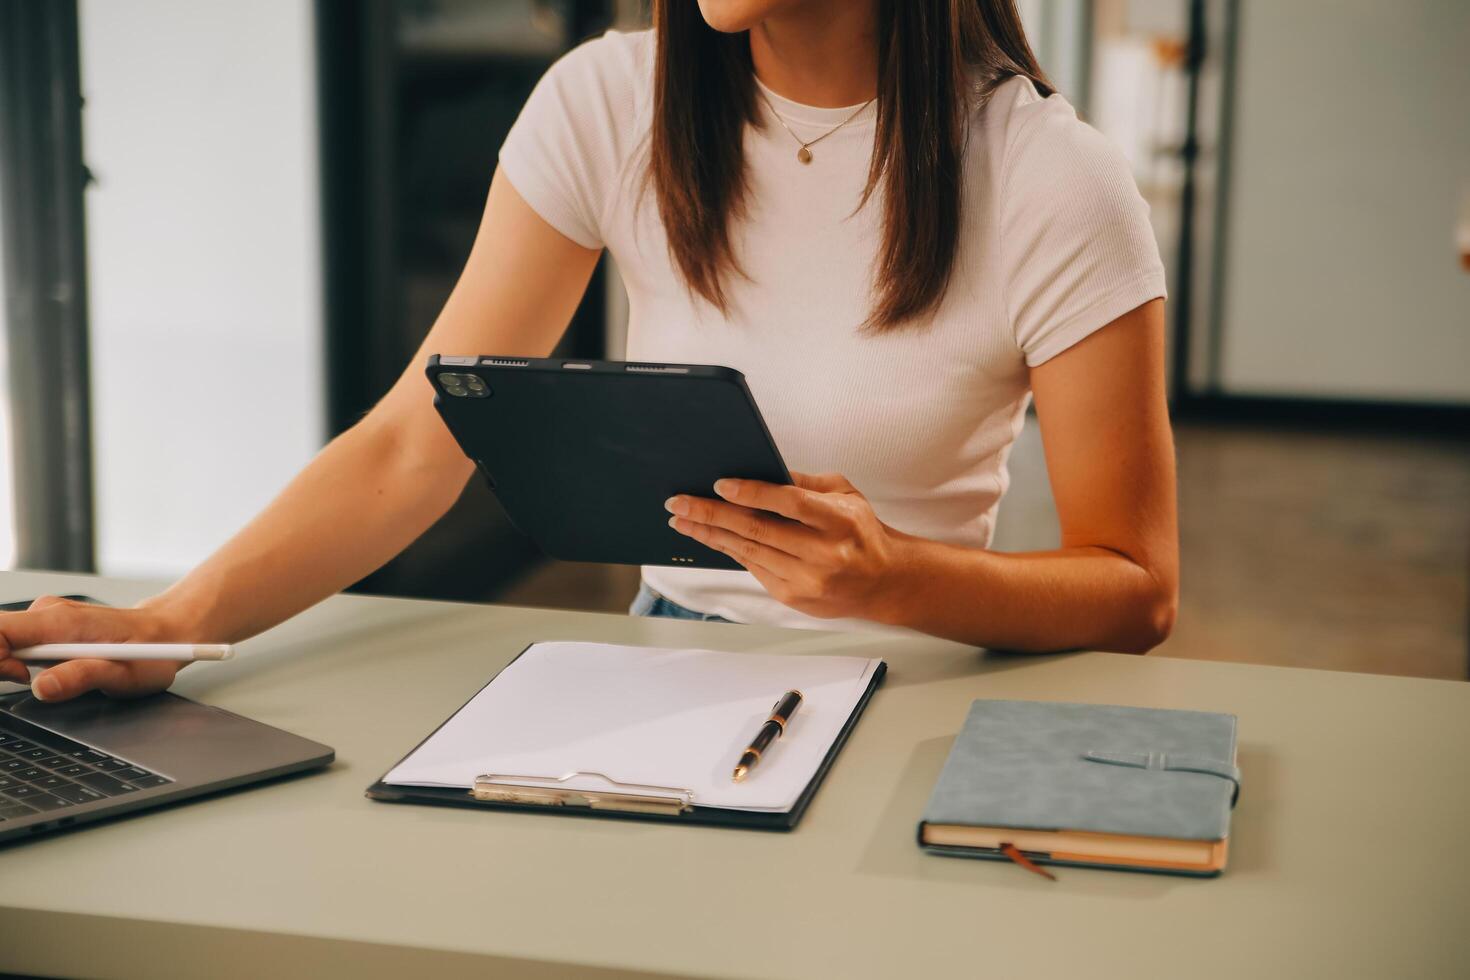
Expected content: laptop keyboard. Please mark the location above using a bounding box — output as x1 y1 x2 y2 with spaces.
0 717 172 823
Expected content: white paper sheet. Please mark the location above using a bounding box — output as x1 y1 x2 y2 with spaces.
384 641 881 812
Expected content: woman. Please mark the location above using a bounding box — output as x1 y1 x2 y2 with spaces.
0 0 1176 702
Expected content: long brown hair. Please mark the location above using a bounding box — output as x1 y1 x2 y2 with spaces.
649 0 1052 331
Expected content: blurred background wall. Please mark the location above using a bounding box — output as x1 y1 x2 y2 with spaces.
1221 0 1469 403
80 0 324 578
0 0 1465 678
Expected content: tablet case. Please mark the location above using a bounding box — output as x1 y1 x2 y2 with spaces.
427 355 791 570
366 644 886 831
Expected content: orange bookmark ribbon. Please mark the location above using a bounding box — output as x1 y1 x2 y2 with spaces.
1000 843 1057 881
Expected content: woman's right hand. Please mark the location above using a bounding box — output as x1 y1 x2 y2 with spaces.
0 596 188 702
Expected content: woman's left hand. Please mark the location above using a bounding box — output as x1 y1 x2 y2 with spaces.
665 472 909 621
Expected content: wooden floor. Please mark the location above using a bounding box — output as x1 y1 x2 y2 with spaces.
498 421 1470 680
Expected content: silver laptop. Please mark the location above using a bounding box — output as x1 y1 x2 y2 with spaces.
0 602 333 844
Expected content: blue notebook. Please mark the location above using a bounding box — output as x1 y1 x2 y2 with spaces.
918 700 1240 877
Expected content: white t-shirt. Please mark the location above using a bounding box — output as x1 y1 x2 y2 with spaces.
498 29 1166 631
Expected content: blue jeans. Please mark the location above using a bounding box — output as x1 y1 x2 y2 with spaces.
629 584 735 624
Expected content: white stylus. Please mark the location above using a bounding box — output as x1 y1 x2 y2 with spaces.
9 643 235 663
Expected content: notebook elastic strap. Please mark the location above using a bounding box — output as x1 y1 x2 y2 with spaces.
1083 750 1240 806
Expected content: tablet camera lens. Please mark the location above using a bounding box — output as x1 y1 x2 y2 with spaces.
439 372 468 396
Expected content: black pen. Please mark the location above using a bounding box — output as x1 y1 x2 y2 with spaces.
732 690 803 782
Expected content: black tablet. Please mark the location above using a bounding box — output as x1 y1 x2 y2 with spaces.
428 355 791 570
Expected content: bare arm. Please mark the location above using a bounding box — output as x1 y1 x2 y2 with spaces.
877 298 1179 651
667 299 1179 653
1 172 600 697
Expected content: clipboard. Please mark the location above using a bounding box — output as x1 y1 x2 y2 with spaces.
365 643 886 831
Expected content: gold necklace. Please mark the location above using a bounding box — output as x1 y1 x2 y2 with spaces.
755 86 875 165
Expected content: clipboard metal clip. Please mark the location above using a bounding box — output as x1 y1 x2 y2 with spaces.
472 771 695 816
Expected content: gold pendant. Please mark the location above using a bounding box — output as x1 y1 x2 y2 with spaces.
797 146 813 164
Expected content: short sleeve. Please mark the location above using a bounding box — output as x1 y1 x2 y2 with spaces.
1000 97 1167 367
498 30 649 250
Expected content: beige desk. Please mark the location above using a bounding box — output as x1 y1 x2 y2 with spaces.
1 570 1466 979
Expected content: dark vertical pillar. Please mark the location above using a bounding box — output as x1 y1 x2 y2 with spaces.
0 0 96 571
1170 0 1206 406
561 0 613 359
316 0 398 436
316 0 367 436
1204 0 1240 394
